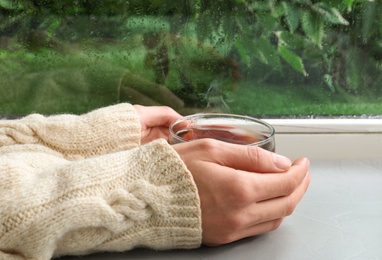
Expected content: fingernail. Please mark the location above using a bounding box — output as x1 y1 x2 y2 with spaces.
272 153 292 170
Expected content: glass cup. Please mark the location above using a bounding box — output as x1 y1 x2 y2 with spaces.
169 113 275 152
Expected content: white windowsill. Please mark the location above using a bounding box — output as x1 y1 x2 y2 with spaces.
264 119 382 160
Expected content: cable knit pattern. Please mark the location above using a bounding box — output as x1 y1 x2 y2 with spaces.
0 105 202 260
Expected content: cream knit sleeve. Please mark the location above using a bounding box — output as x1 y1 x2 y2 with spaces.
0 139 202 260
0 103 141 160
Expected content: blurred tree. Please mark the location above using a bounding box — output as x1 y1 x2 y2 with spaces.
1 0 382 113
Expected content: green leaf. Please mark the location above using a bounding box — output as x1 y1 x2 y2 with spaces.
0 0 20 10
256 37 282 71
234 40 251 67
282 1 300 33
275 31 305 49
249 2 271 12
257 13 279 32
323 74 335 93
277 44 307 76
301 12 324 48
344 0 357 11
314 3 349 25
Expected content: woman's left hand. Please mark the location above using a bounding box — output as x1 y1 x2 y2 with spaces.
134 105 181 144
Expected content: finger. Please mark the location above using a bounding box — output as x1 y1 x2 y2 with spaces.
245 170 311 227
242 218 284 238
206 139 292 172
219 171 311 245
143 126 172 143
248 157 310 202
134 105 181 128
203 218 285 246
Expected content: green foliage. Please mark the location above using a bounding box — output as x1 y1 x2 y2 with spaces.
277 44 307 76
1 0 382 113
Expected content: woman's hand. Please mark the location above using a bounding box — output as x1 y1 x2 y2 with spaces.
173 139 311 246
134 105 181 144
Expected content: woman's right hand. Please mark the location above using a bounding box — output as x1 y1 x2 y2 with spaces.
173 139 311 246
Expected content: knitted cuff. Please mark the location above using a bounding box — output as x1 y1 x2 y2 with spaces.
0 103 141 159
96 139 202 252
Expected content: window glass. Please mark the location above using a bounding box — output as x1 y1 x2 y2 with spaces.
1 0 381 116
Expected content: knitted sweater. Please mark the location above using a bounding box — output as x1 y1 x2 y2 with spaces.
0 103 202 260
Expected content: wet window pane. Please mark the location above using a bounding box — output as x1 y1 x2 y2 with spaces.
1 0 381 116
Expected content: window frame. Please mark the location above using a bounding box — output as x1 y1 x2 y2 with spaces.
264 118 382 160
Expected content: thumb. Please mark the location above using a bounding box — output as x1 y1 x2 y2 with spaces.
134 105 181 129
